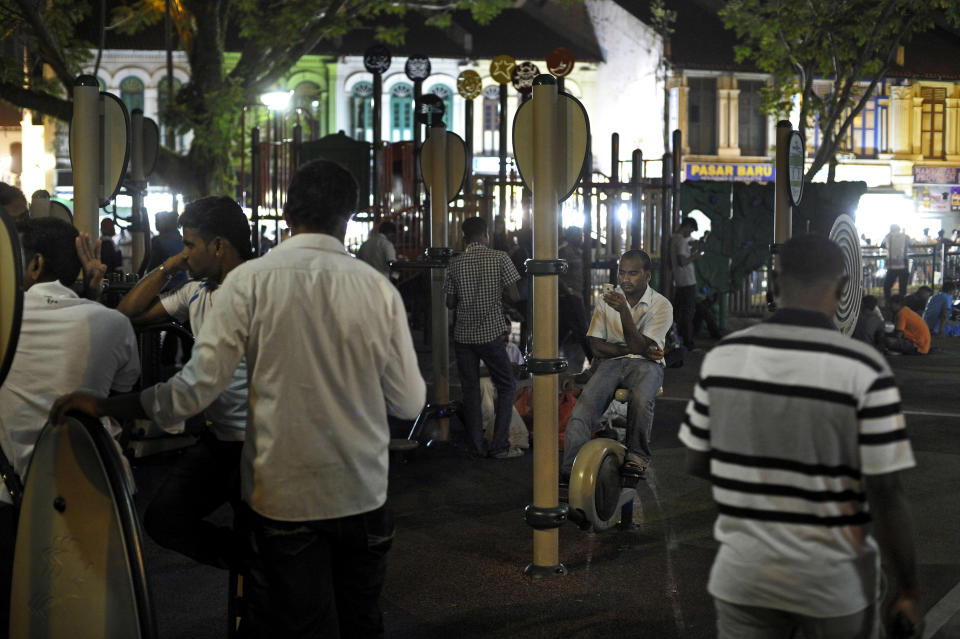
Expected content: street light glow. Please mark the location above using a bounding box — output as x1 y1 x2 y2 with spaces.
260 90 293 111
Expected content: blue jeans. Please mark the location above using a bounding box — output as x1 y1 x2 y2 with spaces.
455 339 516 456
561 357 664 474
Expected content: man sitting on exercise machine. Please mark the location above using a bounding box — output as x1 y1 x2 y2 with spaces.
560 249 672 485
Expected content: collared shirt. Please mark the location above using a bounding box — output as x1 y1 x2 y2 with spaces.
586 284 673 364
141 233 426 522
356 232 397 277
671 232 696 287
0 281 140 505
679 308 914 618
444 243 520 344
160 280 248 441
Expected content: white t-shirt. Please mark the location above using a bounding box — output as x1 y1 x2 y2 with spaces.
160 280 248 441
356 233 397 277
671 232 697 287
0 281 140 505
882 231 910 270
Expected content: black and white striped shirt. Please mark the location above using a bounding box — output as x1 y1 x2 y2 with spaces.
679 309 914 617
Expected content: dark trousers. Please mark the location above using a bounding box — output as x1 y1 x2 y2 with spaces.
693 300 722 339
144 430 244 570
0 503 15 639
240 502 394 639
674 285 697 349
454 338 516 456
883 268 909 304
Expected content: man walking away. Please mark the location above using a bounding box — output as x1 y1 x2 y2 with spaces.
670 217 703 350
681 234 922 639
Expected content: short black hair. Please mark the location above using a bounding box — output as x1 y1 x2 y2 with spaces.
379 221 397 235
16 217 81 286
890 294 903 306
861 295 878 311
620 249 652 272
681 216 698 231
0 182 26 215
917 285 933 294
779 234 844 285
462 217 487 241
943 281 955 293
179 196 254 260
285 160 358 233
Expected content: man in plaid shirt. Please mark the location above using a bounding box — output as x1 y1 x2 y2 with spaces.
445 217 523 458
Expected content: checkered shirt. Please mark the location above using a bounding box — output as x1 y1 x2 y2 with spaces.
444 243 520 344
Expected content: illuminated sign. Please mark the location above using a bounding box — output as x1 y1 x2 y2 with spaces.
685 162 775 182
913 166 960 185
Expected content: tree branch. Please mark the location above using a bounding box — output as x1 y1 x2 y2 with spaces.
12 0 75 91
0 81 72 121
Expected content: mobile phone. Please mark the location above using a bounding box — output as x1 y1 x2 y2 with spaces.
603 283 615 294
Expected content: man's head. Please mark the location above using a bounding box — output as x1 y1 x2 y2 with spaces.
679 216 698 238
775 234 846 315
942 281 955 294
100 217 116 238
379 221 397 243
0 182 28 221
284 160 358 237
16 217 81 289
890 294 904 313
178 196 253 281
890 224 901 234
462 217 488 245
861 295 878 312
618 249 653 299
564 226 583 247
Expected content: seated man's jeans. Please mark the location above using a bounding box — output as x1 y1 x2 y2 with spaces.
561 357 664 475
239 502 394 639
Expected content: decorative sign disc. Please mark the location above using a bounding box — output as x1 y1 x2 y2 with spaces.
511 62 540 95
363 45 392 75
0 206 22 390
415 94 446 127
546 47 576 77
457 70 482 100
405 55 431 81
421 131 467 203
512 79 590 202
788 131 805 206
489 55 516 85
828 214 862 336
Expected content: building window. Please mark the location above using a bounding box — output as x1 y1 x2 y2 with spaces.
294 81 323 140
389 83 413 141
157 76 183 151
687 77 717 155
482 85 500 155
428 84 453 130
844 84 882 158
738 80 767 157
119 76 144 113
351 81 374 142
921 87 946 160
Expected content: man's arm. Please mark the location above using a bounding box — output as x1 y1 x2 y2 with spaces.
116 252 188 324
588 336 629 359
602 291 661 358
504 283 520 304
445 293 457 310
381 291 427 419
865 471 923 634
937 305 949 336
51 390 147 424
686 449 710 479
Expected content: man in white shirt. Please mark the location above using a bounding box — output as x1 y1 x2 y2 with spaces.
115 195 253 570
0 217 140 637
357 220 398 279
52 160 426 639
881 224 911 307
560 250 673 484
670 217 703 350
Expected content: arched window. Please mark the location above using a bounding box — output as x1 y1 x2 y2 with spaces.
428 84 454 130
482 85 500 154
294 81 323 140
389 83 413 141
351 81 374 142
157 76 183 151
119 76 144 113
96 76 106 91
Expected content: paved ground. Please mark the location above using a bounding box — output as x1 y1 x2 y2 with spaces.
135 325 960 638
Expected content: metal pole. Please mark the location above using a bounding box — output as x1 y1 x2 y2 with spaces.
414 79 423 212
774 121 793 249
660 153 673 297
631 149 642 251
130 109 146 273
73 76 100 243
428 123 450 440
464 99 474 208
373 72 383 217
529 76 562 576
609 133 620 258
581 145 593 303
498 83 508 222
251 127 261 255
671 129 682 229
164 0 175 149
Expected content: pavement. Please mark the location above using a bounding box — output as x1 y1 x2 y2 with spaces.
134 322 960 638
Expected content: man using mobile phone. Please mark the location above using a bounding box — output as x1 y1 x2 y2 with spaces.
560 250 672 484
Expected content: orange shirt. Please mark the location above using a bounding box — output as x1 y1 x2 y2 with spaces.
896 306 931 354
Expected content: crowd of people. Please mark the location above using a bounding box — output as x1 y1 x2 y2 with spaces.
0 173 929 637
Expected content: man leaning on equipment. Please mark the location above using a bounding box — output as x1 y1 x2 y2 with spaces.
52 160 426 638
681 234 922 638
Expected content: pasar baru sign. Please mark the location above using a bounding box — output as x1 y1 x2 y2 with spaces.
685 162 775 182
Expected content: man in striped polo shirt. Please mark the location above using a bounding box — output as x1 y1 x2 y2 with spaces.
680 234 922 638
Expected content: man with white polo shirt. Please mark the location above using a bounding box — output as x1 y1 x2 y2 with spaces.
116 195 253 570
0 217 140 638
560 249 673 484
52 160 426 638
681 234 921 638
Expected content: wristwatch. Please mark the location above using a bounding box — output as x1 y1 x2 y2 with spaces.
158 263 174 281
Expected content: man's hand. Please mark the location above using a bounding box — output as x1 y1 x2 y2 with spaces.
49 392 105 425
886 594 924 638
76 233 106 293
163 251 190 276
603 290 629 313
644 343 665 360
